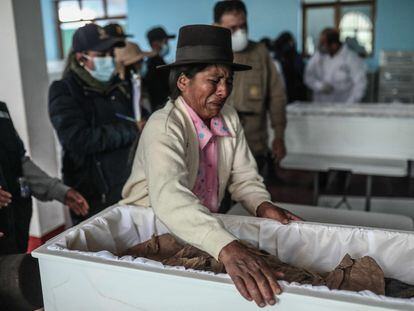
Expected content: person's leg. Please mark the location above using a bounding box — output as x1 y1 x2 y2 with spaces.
13 200 32 253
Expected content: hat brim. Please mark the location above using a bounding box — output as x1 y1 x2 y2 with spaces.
157 60 251 71
149 34 176 43
123 51 157 66
118 34 134 38
92 38 126 52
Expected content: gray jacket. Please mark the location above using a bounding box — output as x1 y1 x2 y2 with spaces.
22 156 69 203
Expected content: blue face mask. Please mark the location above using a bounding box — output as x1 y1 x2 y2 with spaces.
84 55 115 82
159 44 170 57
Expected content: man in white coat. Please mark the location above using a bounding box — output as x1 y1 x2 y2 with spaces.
305 28 367 103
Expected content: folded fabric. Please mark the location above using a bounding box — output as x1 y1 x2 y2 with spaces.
121 234 414 298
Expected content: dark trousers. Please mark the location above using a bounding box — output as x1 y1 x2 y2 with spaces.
0 202 32 255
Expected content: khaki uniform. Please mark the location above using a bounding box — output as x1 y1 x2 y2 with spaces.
227 41 287 156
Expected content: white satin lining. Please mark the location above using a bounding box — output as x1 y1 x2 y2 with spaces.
48 205 414 306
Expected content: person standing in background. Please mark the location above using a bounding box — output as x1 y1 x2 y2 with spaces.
273 32 308 103
114 40 158 163
213 1 287 172
105 22 155 129
305 28 367 103
48 24 138 225
114 41 156 130
144 26 176 113
0 101 88 254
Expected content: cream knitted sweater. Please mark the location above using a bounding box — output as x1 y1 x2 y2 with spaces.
121 97 271 259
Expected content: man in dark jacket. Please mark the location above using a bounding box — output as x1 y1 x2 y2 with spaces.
0 101 88 254
273 32 307 103
143 26 176 112
48 23 138 224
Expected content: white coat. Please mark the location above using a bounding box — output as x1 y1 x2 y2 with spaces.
305 45 367 103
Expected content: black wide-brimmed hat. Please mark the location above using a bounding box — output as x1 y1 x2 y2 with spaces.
157 25 251 71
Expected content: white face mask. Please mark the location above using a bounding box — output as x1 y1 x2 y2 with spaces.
231 28 248 52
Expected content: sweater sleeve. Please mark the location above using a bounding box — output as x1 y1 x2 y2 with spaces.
142 121 236 260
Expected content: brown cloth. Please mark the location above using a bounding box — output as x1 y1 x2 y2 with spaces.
122 234 225 273
324 254 385 295
121 234 413 299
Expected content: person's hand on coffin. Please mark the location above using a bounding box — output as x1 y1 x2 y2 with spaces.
0 186 12 208
219 240 284 307
64 189 89 216
0 232 4 238
256 202 302 224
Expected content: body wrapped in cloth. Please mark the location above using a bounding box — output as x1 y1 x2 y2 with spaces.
122 233 413 298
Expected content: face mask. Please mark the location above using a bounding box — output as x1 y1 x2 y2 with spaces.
231 28 248 52
83 55 115 82
159 44 170 57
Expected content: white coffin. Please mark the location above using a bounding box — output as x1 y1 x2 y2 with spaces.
32 205 414 311
283 102 414 160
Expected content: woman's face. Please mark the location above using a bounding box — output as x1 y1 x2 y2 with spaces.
179 65 233 121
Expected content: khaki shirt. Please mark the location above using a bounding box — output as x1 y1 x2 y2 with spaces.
227 41 287 156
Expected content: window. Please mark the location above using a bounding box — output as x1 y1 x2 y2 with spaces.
55 0 128 59
340 11 373 54
302 0 376 56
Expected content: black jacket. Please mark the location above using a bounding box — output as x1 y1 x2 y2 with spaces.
48 71 138 211
143 55 170 112
0 102 32 254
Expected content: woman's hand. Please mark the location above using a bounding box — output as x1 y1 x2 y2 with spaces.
219 240 284 307
65 189 89 217
256 202 302 224
0 186 12 209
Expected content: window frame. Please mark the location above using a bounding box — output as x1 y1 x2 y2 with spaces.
301 0 377 57
54 0 127 59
